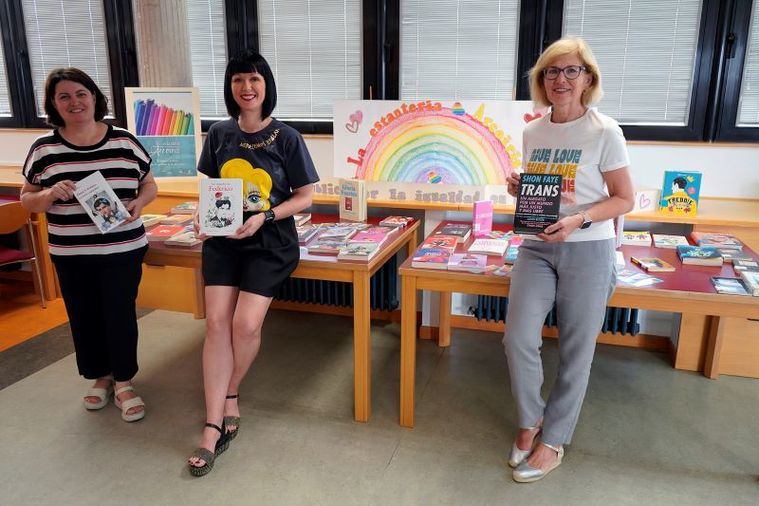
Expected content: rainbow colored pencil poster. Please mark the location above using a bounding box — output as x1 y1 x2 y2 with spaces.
335 100 533 195
124 88 202 178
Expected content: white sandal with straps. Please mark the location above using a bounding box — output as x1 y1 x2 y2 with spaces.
84 375 114 410
113 385 146 422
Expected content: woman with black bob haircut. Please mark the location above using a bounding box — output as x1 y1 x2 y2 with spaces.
188 50 320 476
21 67 157 423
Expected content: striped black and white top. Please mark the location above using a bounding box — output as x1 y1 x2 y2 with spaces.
23 125 151 257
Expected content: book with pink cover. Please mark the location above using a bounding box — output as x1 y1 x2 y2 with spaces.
350 229 390 246
472 200 493 237
447 253 487 273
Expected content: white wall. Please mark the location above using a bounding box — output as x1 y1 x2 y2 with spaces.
3 130 758 198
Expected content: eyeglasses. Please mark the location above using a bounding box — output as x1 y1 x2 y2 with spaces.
542 65 587 80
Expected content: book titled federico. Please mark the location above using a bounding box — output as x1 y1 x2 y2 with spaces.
659 171 701 216
513 174 561 234
199 179 243 236
73 171 130 234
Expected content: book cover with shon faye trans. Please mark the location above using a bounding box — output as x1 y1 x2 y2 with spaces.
513 174 561 234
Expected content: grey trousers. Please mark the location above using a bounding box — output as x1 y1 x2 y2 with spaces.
502 238 616 447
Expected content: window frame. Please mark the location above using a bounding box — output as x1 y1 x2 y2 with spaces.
540 0 720 142
0 0 138 129
219 0 378 135
714 0 759 142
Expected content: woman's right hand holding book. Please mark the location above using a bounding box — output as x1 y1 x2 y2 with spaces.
192 211 209 241
506 172 521 198
46 180 76 206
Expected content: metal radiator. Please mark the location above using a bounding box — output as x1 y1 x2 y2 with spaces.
472 296 640 335
275 255 399 311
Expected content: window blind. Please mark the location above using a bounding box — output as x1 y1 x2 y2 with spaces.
737 0 759 126
257 0 362 121
563 0 701 125
21 0 112 117
0 23 11 117
187 0 228 119
400 0 520 101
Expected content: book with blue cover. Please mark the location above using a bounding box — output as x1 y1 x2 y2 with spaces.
676 245 723 266
659 171 701 216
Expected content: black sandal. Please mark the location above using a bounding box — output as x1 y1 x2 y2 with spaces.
224 394 240 440
188 422 230 477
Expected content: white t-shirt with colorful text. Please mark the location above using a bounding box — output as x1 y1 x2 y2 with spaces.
522 107 629 242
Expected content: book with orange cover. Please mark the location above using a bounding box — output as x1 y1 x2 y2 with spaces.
631 256 676 272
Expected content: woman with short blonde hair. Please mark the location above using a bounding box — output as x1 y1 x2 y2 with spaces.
503 37 635 482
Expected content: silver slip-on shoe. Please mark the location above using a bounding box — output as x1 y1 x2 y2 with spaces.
507 427 541 468
512 442 564 483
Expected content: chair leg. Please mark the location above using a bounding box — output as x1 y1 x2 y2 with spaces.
30 258 46 309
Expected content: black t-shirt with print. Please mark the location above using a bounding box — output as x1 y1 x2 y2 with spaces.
197 118 319 213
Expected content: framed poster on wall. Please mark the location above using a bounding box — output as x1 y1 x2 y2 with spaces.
124 87 202 177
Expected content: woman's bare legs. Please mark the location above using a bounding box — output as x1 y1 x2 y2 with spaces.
224 291 272 432
189 285 238 468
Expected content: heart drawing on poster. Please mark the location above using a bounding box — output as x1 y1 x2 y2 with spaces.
345 110 363 133
523 112 543 123
639 194 651 209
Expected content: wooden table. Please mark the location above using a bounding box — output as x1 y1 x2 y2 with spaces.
144 215 419 423
398 223 759 428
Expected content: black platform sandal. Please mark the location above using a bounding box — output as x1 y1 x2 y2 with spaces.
188 422 230 477
224 394 240 440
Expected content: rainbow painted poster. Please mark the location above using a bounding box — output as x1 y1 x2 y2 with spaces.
124 88 202 178
334 100 535 188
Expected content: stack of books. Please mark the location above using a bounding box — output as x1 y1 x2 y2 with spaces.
739 271 759 296
434 223 471 243
412 233 459 269
296 225 319 245
711 277 751 296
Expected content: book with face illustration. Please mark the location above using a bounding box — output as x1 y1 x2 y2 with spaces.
199 178 243 236
73 171 130 234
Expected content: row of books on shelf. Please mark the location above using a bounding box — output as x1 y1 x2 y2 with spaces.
629 244 751 271
411 225 521 272
622 231 744 250
297 216 414 262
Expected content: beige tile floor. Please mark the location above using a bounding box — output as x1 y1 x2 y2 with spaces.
0 309 757 505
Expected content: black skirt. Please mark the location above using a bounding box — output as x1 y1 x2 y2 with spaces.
202 215 299 297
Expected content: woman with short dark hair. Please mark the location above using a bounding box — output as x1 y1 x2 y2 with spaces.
187 50 319 476
20 67 157 422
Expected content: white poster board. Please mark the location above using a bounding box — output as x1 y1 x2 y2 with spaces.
333 100 540 204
